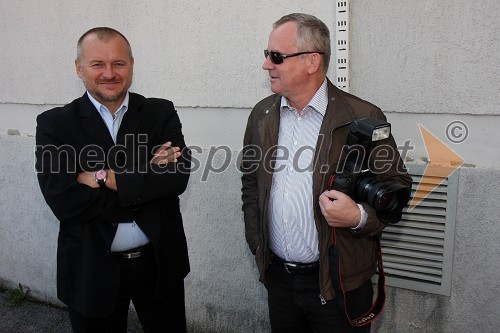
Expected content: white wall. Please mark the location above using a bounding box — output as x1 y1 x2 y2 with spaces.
1 1 498 168
351 0 499 116
0 0 335 107
1 0 499 332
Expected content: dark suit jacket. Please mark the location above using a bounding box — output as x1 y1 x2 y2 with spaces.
35 92 190 318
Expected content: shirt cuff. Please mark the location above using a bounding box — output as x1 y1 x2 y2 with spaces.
351 204 368 230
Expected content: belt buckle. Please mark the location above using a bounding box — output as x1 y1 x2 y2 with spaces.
283 262 298 274
123 251 141 259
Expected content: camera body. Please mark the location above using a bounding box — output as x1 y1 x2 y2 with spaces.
329 119 409 224
330 159 363 199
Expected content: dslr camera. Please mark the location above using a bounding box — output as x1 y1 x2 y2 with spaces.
329 118 410 224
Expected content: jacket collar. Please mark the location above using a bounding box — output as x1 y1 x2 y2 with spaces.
76 92 145 148
321 79 358 130
257 78 357 148
77 93 115 151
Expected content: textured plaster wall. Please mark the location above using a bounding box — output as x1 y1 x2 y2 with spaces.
0 0 335 107
0 0 499 332
350 0 499 116
1 134 499 332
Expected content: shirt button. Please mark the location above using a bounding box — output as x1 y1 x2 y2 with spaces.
297 117 302 121
293 141 298 146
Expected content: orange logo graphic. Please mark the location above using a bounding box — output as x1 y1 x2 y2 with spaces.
408 125 464 210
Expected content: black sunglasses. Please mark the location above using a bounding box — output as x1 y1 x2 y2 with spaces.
264 49 324 64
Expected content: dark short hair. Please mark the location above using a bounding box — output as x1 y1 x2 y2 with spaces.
76 27 133 61
273 13 331 73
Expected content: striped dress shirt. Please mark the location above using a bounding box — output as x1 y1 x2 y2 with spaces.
268 79 328 263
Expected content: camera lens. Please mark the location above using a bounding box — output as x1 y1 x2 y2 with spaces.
377 191 397 211
356 176 410 218
357 177 388 211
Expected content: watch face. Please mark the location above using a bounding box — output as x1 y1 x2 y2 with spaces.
95 169 107 182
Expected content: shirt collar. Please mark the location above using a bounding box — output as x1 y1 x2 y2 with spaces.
280 78 328 116
86 91 129 116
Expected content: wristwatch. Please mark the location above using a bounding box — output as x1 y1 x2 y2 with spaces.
95 169 107 187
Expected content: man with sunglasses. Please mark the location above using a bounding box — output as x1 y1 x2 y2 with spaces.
241 13 411 332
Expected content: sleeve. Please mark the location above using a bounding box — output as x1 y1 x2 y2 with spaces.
240 111 261 253
114 102 191 207
35 113 134 223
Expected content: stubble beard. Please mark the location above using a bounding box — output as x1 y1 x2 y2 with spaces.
81 74 132 104
92 88 127 103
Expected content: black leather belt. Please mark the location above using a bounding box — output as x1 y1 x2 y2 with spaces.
111 243 153 259
271 253 320 275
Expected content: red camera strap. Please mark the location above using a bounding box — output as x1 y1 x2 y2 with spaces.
328 174 336 190
330 227 386 327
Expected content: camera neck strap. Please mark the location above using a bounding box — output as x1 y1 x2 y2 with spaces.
329 227 386 327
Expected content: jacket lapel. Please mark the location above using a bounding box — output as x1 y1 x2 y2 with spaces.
116 93 145 146
258 96 280 189
321 81 355 133
313 80 355 200
77 93 115 151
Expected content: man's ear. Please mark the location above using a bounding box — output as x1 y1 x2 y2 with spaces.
75 59 82 78
307 53 322 75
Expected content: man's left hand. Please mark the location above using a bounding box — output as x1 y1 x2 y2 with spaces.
319 190 360 228
150 141 181 165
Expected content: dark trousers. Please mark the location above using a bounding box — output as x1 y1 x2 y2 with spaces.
68 249 186 333
265 261 373 333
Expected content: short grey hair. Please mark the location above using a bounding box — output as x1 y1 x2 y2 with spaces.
273 13 331 74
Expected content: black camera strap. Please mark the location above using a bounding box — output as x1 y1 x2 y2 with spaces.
329 227 386 327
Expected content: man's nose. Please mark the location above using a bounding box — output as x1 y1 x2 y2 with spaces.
102 64 116 78
262 55 274 70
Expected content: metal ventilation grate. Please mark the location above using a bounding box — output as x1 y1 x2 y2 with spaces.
377 164 459 296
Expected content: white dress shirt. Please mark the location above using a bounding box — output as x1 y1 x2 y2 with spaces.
87 91 150 252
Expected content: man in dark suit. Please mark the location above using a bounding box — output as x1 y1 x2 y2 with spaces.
35 27 190 332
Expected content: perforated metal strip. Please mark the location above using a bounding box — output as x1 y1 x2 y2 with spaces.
335 1 350 92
